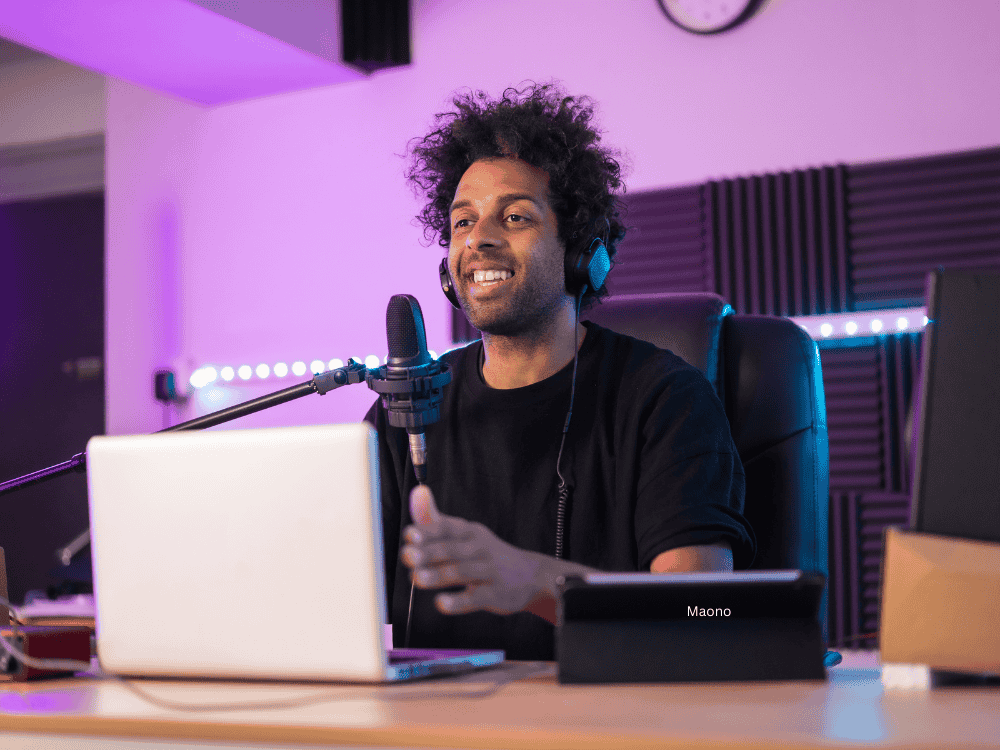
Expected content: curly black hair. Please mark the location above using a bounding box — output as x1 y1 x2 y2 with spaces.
406 82 626 310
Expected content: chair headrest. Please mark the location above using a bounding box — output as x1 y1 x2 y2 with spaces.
582 293 731 394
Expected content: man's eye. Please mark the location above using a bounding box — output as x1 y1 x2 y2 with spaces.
453 218 471 229
506 213 527 223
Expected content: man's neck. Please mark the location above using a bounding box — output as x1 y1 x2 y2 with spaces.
480 306 587 389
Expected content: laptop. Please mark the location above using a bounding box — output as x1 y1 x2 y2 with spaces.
86 422 503 682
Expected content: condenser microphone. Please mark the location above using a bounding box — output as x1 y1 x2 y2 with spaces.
366 295 451 483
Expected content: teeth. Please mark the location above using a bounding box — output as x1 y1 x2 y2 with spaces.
473 270 512 283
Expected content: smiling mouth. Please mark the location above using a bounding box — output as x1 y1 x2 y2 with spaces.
470 269 514 287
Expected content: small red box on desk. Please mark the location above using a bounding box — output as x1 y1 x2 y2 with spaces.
1 625 92 682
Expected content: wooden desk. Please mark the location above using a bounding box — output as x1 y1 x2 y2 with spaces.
1 653 998 749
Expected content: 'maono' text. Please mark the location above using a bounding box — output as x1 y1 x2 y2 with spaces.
687 606 731 617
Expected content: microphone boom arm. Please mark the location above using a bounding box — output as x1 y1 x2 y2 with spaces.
0 359 369 497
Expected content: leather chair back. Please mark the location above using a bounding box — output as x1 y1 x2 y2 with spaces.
584 293 829 576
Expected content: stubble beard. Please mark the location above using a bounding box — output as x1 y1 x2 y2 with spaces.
460 272 567 339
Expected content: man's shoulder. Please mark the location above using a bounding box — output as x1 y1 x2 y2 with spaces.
437 339 480 374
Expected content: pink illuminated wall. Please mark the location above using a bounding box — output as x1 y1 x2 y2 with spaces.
100 0 1000 435
0 0 362 105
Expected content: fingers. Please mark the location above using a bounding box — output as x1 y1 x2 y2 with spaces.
411 559 493 589
404 485 472 544
401 501 490 592
400 485 536 616
434 585 494 615
401 538 482 567
403 517 471 545
409 484 440 526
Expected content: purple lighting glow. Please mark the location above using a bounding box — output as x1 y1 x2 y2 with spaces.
0 0 365 105
0 688 94 714
77 0 997 436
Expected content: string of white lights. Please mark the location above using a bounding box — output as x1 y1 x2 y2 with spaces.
789 306 927 341
186 305 928 390
188 352 440 390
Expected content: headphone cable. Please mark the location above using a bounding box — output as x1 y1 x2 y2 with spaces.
554 289 585 559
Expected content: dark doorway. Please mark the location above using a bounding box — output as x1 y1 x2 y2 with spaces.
0 192 104 604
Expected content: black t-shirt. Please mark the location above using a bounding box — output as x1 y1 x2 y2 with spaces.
364 321 755 660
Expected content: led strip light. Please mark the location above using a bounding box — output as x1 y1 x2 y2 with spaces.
189 352 440 390
789 306 927 341
187 306 927 390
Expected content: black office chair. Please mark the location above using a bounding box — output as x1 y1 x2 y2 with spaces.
583 292 829 577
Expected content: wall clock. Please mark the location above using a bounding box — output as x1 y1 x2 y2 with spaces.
657 0 766 35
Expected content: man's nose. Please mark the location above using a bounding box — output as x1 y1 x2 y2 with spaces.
465 215 501 249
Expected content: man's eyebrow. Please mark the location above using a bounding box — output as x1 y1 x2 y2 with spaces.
449 193 545 213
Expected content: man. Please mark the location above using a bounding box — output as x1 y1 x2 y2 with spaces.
366 83 754 660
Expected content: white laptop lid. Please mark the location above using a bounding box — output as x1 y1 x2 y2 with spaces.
86 422 390 681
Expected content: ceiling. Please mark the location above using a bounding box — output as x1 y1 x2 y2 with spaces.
0 1 371 105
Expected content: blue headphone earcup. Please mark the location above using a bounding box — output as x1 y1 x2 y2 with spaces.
587 239 611 291
567 237 610 295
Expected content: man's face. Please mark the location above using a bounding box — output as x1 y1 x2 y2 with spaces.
448 158 569 336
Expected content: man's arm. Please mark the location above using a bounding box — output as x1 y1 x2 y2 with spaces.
527 544 734 624
401 486 733 626
650 543 732 573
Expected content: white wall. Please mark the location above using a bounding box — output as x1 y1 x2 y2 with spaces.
104 81 200 436
0 56 104 147
104 0 1000 435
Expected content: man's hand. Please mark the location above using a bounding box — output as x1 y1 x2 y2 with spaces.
400 485 593 623
400 485 733 623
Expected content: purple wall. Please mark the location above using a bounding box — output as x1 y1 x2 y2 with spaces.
93 0 1000 434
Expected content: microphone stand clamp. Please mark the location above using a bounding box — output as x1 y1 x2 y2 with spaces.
312 358 368 395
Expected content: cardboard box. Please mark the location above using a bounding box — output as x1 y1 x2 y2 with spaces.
880 527 1000 672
